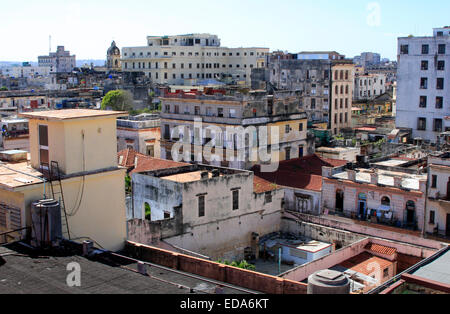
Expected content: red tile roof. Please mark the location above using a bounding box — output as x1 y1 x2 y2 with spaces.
117 148 190 174
253 176 280 194
365 243 397 256
340 252 393 276
251 154 348 192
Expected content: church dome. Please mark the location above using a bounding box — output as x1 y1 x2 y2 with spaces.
107 41 120 56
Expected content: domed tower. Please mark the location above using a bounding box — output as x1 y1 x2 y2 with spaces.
107 41 121 71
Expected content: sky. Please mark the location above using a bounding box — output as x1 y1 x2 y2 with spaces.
1 0 449 62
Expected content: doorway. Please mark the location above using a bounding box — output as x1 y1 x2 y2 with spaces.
406 201 416 225
336 190 344 212
358 193 367 218
446 214 450 237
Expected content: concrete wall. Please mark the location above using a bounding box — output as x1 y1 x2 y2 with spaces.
284 188 322 216
125 241 308 294
131 172 183 221
289 212 445 250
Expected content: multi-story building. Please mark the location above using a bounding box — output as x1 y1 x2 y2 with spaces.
268 53 354 135
116 113 161 157
0 109 128 251
121 34 269 86
330 60 355 135
38 46 76 73
426 152 450 237
354 52 381 68
353 73 387 101
3 65 53 78
396 27 450 143
159 89 311 170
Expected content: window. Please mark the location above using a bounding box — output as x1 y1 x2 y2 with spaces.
432 175 437 188
218 108 223 118
418 118 427 131
164 212 170 219
438 44 446 54
434 119 443 132
194 106 200 115
174 105 179 114
198 195 205 217
232 190 239 210
420 78 428 89
422 44 429 54
383 268 389 278
437 78 444 90
437 60 445 71
285 125 290 133
285 147 291 160
419 96 427 108
264 192 272 204
299 123 304 132
429 210 435 224
421 60 428 70
311 98 316 109
400 45 409 55
39 125 49 165
436 97 443 109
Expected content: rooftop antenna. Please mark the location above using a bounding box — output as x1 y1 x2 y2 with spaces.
49 35 52 53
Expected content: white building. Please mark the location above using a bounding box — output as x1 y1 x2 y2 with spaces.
121 34 269 86
354 73 386 101
396 27 450 143
2 66 52 78
38 46 76 73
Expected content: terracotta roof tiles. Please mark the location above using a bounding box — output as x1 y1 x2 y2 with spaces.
365 243 397 256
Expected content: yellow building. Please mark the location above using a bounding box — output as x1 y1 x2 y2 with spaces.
0 109 128 251
330 61 355 135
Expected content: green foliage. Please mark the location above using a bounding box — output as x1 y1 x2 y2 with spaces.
101 90 133 112
125 175 131 193
0 86 8 91
216 259 256 271
145 203 151 220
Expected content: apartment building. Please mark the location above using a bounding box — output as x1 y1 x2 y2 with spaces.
354 52 381 68
38 46 76 73
426 152 450 237
396 27 450 143
121 34 269 86
354 73 387 101
330 61 355 135
268 53 354 135
159 89 311 170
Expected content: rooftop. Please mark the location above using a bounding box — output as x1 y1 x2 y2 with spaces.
162 170 219 183
253 176 279 194
0 161 43 189
252 154 348 192
19 109 127 121
0 243 248 294
365 243 397 256
411 249 450 285
117 149 190 174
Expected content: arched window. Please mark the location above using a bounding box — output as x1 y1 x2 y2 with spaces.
144 202 151 221
381 196 391 207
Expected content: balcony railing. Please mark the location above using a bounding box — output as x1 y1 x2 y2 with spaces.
2 129 29 139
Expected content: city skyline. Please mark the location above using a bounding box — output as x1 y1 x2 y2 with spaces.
1 0 449 62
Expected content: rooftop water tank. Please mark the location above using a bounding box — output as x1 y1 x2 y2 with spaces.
307 269 350 294
31 199 62 249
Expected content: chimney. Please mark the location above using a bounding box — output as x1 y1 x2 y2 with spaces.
394 176 403 188
347 170 356 182
370 172 378 185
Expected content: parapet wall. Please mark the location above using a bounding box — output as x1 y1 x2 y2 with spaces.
125 241 308 294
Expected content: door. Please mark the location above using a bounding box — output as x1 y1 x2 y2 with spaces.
358 201 366 218
38 125 49 166
447 178 450 200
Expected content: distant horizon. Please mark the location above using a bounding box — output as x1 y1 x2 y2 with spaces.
1 0 449 62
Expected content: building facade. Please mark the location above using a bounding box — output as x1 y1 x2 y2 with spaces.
116 113 161 157
38 46 76 73
121 34 269 86
107 41 121 71
396 27 450 143
330 61 355 134
353 73 387 101
354 52 381 68
159 89 311 170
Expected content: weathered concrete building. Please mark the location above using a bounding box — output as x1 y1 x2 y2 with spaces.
38 46 76 74
127 163 283 260
116 113 160 157
322 162 427 232
159 89 313 170
426 152 450 237
353 73 387 101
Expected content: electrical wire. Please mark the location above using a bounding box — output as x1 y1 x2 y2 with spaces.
67 130 86 217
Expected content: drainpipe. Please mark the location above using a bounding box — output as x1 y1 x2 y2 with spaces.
422 163 430 238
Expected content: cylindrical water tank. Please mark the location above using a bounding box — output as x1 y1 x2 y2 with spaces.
31 199 62 248
307 269 350 294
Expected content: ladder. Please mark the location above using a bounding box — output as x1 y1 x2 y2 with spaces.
40 161 71 240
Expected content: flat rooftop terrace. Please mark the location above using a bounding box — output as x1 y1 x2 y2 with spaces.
161 170 222 183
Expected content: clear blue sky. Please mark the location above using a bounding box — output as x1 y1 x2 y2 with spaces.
1 0 449 61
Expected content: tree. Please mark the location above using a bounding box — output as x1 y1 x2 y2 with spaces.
0 86 8 91
101 90 134 112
